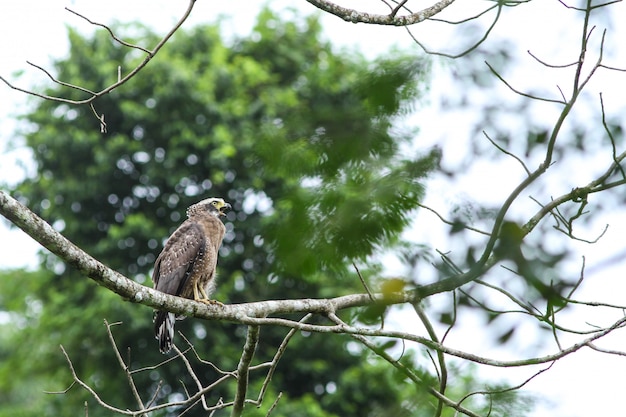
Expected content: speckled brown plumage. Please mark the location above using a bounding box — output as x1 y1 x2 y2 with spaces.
152 197 230 353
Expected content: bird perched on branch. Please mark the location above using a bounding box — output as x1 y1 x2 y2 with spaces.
152 197 231 353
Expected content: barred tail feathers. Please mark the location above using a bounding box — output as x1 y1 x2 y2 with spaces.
154 311 175 354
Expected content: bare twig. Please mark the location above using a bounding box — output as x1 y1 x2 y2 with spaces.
231 325 260 417
527 49 578 69
172 345 212 411
440 290 458 344
417 203 491 236
255 314 312 406
58 345 134 415
327 313 482 417
26 60 96 95
600 92 626 179
485 61 567 104
457 362 555 408
145 380 163 409
179 332 237 377
405 1 510 59
389 0 410 18
353 262 374 301
103 320 145 411
412 303 447 417
0 0 197 125
588 343 626 356
44 381 76 395
65 8 152 53
265 392 283 417
483 130 531 176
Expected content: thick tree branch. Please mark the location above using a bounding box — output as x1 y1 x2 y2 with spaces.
2 128 624 324
304 0 455 26
8 185 623 371
0 190 410 319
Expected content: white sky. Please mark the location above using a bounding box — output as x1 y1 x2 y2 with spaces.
2 1 626 416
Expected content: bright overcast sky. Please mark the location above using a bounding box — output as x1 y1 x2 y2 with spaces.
1 1 626 417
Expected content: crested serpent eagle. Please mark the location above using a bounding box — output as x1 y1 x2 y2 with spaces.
152 197 231 353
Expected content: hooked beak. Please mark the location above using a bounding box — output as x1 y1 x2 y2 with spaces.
219 202 232 216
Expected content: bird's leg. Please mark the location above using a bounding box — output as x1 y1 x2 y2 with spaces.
193 282 201 301
194 282 224 307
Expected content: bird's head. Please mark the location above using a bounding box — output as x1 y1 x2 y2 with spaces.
187 197 231 218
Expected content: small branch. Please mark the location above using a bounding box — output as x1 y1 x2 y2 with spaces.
417 203 491 236
231 325 260 417
527 49 578 69
179 333 237 377
353 262 374 301
65 8 152 53
172 345 213 411
310 311 626 368
104 320 145 411
58 345 131 414
328 313 482 417
474 279 538 316
0 0 197 125
255 315 312 406
413 303 447 417
405 2 504 58
483 130 531 176
145 380 163 409
389 0 410 18
600 92 626 179
265 392 283 417
436 249 464 275
440 290 458 344
26 60 96 95
522 156 626 242
44 381 76 395
485 61 567 104
457 362 555 408
538 192 608 244
588 343 626 357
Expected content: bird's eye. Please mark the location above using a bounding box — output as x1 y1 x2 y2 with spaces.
211 201 218 205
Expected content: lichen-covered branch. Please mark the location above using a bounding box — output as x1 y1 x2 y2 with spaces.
0 190 410 320
304 0 455 26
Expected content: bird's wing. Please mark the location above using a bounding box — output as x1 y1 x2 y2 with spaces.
152 222 206 296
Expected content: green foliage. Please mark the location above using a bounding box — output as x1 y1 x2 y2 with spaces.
0 8 527 417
